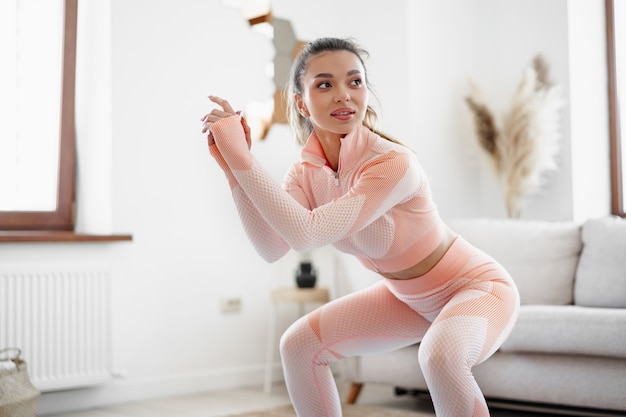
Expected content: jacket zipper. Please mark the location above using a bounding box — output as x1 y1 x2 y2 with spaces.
335 156 343 187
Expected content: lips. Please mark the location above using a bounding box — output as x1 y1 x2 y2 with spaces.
331 108 356 119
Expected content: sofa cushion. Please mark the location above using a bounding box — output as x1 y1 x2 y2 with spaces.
500 305 626 359
575 216 626 308
447 218 582 305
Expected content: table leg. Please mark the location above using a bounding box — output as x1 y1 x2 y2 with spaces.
264 302 277 395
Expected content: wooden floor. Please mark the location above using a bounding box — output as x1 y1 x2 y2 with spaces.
42 379 613 417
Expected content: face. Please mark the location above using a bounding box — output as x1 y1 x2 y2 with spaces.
295 50 369 141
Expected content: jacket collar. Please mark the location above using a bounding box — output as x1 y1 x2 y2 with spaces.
300 125 378 171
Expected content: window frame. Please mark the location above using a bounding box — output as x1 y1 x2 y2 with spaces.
0 0 77 231
607 0 625 217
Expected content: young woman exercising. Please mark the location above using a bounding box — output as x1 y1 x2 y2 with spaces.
201 37 520 417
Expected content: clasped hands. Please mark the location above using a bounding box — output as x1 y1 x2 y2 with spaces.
200 95 251 149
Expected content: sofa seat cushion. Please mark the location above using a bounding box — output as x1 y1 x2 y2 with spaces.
500 305 626 358
448 218 581 305
575 216 626 308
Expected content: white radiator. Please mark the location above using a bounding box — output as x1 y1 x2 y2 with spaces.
0 263 112 392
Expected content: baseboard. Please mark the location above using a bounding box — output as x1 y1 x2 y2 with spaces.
37 363 282 416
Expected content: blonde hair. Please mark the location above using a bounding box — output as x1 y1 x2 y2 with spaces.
286 37 402 146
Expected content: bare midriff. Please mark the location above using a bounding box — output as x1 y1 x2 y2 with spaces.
379 227 458 280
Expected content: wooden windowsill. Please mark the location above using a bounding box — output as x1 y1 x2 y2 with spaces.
0 231 133 243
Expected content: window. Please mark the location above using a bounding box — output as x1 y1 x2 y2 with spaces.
607 0 625 217
0 0 76 231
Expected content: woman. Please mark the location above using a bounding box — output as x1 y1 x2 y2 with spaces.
201 37 519 417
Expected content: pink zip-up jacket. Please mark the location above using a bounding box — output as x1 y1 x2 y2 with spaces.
209 115 446 274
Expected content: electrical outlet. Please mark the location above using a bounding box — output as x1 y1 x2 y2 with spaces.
220 296 242 313
112 369 129 379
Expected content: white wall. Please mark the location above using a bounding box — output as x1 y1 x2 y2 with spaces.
408 0 575 220
1 0 609 414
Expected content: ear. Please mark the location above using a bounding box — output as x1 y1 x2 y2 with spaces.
294 94 309 117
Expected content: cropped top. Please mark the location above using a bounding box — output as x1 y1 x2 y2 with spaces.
208 115 447 274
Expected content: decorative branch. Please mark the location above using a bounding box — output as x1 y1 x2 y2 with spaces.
465 55 565 218
465 81 501 172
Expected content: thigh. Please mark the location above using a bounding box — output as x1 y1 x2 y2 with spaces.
428 268 519 365
302 281 432 358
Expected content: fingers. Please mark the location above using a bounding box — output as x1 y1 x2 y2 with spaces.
239 115 250 134
208 95 236 114
238 113 252 149
201 96 251 149
200 108 235 134
201 109 232 122
200 95 236 132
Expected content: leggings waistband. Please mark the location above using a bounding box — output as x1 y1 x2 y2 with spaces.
383 236 477 294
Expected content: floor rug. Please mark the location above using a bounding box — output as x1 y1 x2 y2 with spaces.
224 404 432 417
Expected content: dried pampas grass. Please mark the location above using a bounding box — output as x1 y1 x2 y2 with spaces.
465 55 565 218
465 80 501 172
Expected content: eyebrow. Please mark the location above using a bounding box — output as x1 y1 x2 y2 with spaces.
313 69 362 79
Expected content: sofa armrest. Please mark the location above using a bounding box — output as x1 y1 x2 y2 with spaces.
575 216 626 308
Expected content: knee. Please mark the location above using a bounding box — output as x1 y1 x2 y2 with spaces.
279 315 335 369
279 317 311 362
418 335 466 376
278 323 296 360
418 340 445 373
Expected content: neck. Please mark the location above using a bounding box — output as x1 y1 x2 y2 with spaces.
315 131 345 171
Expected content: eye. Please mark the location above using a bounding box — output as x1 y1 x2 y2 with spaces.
317 81 332 89
351 78 363 87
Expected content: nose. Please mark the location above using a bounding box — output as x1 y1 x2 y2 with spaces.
335 87 350 103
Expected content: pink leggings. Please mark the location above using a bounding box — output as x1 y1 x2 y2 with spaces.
280 237 520 417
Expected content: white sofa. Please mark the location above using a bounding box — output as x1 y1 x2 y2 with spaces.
334 216 626 414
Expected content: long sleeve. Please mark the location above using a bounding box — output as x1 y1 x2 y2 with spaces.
210 115 423 253
209 141 291 262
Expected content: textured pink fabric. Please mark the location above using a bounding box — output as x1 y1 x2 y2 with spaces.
210 115 445 273
209 116 520 416
280 237 519 417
